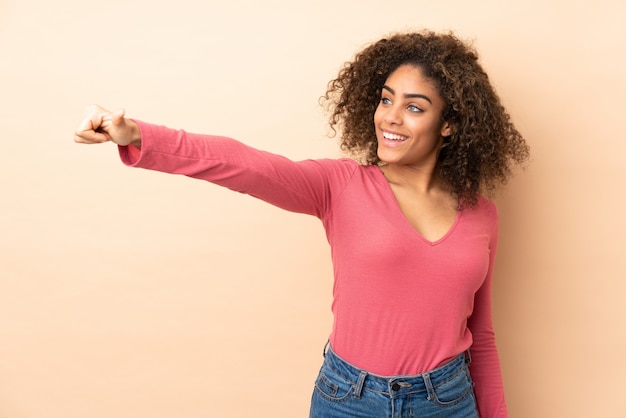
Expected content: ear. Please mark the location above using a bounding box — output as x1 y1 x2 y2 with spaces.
440 120 454 137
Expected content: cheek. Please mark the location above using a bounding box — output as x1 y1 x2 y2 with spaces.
373 106 383 127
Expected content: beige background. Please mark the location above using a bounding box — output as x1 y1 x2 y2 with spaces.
1 0 625 417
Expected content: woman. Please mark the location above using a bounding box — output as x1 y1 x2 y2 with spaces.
74 30 529 417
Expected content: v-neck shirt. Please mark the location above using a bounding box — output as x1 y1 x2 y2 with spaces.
119 121 507 417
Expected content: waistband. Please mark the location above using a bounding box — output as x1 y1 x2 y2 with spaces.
322 342 471 398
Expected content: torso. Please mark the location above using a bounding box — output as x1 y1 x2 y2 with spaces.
325 162 496 375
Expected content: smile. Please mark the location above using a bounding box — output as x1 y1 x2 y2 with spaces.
382 131 408 142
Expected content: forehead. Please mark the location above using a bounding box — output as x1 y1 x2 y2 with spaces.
385 64 440 94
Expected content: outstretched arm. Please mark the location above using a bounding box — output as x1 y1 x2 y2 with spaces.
74 105 142 147
73 105 358 218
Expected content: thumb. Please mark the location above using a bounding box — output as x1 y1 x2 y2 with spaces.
103 108 126 129
112 108 126 124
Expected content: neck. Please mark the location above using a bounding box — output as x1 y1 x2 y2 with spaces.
380 163 445 194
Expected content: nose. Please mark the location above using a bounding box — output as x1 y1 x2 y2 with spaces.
383 104 402 125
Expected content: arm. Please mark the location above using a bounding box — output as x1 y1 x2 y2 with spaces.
467 205 508 418
74 105 356 217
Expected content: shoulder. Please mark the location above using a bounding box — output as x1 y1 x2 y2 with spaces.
476 194 498 218
312 157 361 170
308 157 367 179
462 194 499 229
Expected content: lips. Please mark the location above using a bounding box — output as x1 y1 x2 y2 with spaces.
382 131 408 141
380 130 408 147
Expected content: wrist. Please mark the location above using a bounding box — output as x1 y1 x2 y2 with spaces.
126 119 142 148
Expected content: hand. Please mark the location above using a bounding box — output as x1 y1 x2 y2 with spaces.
74 104 141 147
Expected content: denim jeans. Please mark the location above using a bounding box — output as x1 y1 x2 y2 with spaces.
309 343 478 418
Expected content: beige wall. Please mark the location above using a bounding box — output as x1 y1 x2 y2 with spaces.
1 0 624 417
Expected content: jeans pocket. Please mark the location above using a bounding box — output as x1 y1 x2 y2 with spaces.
429 367 475 408
313 365 354 402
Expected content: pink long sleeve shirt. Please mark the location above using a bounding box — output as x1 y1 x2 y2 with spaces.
119 121 507 417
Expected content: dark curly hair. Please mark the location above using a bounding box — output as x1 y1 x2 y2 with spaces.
322 30 529 207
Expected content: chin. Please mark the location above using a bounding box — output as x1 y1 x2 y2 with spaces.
376 149 396 165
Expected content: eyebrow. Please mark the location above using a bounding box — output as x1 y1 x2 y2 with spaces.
382 85 432 104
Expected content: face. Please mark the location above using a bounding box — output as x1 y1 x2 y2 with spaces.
374 64 452 170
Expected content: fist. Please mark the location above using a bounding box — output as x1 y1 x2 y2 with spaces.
74 105 141 147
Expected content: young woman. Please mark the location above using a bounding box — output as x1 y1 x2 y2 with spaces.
74 30 529 417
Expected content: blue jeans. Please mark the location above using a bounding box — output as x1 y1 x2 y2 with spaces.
309 343 478 418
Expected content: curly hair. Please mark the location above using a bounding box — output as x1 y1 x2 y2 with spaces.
322 30 529 207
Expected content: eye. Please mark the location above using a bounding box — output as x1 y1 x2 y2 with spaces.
380 97 392 105
407 104 422 113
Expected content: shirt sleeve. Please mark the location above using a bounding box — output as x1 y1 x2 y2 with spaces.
118 120 357 218
467 202 508 417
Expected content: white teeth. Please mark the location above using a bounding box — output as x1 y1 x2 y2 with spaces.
383 131 407 141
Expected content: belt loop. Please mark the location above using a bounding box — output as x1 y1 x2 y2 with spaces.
322 340 330 358
465 349 472 365
354 370 367 399
423 373 435 401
